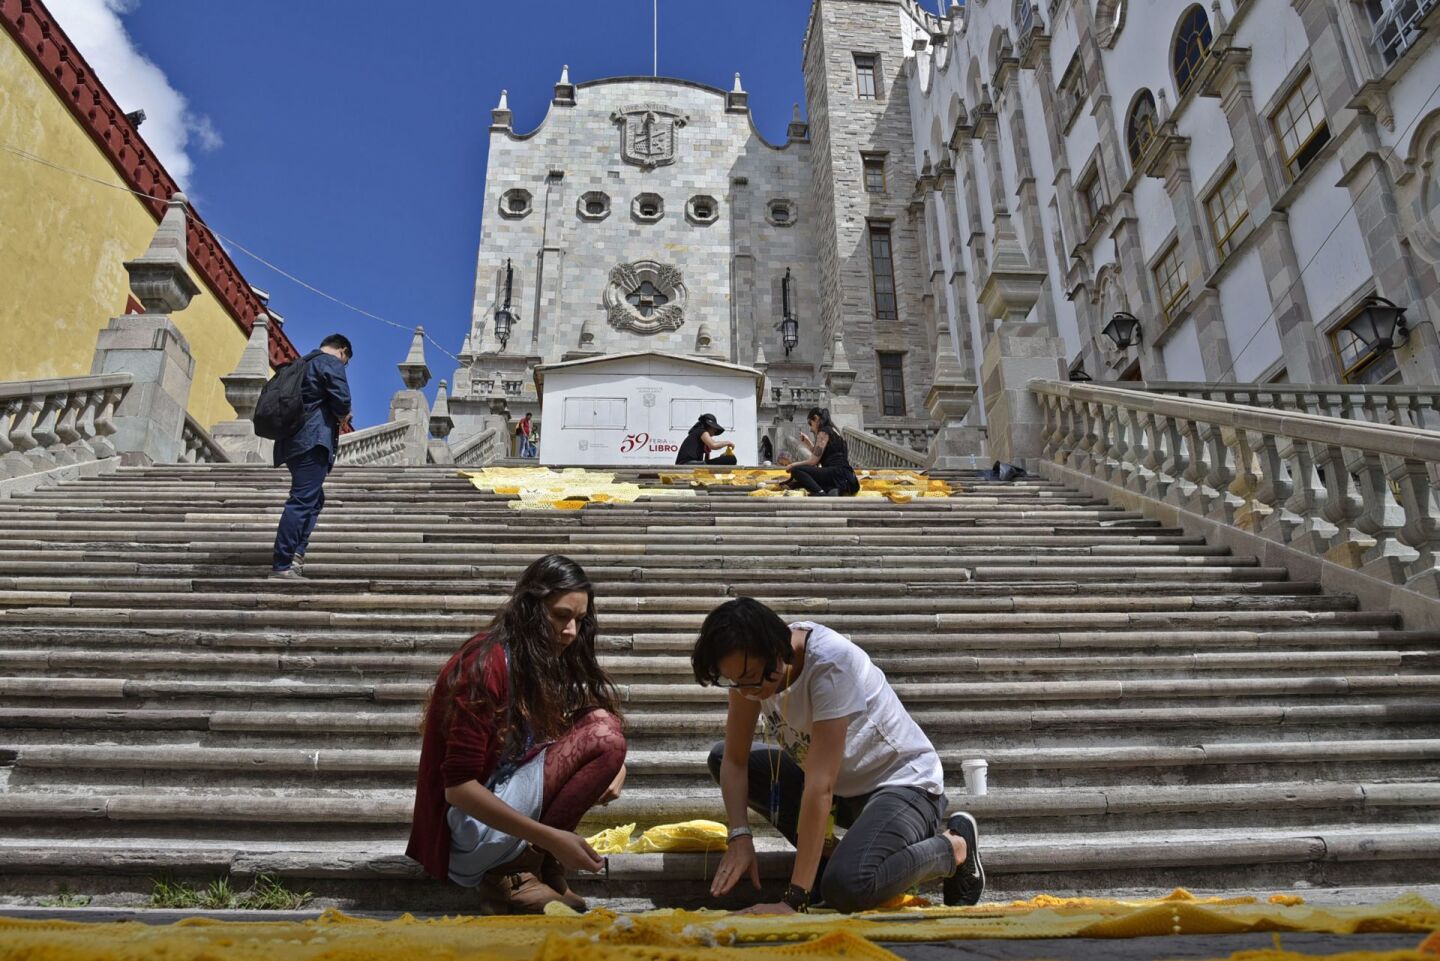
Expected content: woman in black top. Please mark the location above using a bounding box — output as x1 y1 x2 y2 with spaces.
676 413 738 466
786 407 858 496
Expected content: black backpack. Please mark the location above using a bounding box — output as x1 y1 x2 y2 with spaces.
253 350 323 441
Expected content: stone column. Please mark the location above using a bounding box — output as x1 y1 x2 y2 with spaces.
390 327 432 466
1202 45 1332 381
89 192 200 466
212 313 275 464
937 167 977 381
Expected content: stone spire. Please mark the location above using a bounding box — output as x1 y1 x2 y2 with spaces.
429 380 454 440
124 192 200 313
398 327 432 390
221 313 271 420
787 102 809 142
491 89 512 131
825 333 856 397
554 64 576 106
726 72 749 113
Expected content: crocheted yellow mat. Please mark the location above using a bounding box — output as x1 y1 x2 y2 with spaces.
2 890 1436 961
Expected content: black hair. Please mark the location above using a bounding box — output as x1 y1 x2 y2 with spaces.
320 333 354 357
691 597 793 687
807 406 841 440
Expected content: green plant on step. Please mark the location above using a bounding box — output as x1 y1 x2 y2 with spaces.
148 873 311 911
241 874 313 911
38 884 92 908
148 874 201 909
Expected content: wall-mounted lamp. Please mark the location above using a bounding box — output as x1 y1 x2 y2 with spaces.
1347 295 1409 353
1102 311 1142 351
493 259 515 349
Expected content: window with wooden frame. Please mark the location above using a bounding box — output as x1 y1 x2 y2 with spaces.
1056 54 1088 130
854 54 879 100
862 153 886 193
1152 241 1190 321
1204 164 1249 260
1126 90 1159 165
1077 167 1104 230
868 223 899 321
1272 69 1331 181
878 352 907 416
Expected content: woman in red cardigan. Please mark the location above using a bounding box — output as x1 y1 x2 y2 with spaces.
408 554 626 914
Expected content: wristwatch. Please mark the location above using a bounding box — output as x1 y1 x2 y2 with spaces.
781 883 811 913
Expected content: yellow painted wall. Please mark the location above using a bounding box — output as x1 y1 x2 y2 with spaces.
0 32 245 428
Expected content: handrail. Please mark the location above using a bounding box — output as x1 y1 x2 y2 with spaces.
843 425 929 469
336 420 409 466
451 426 503 467
1029 378 1440 595
0 373 134 401
1140 381 1440 431
179 414 230 464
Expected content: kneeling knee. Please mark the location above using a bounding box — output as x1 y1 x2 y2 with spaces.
705 742 726 783
819 869 879 915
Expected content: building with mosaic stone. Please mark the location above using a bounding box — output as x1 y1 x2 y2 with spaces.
448 0 1440 462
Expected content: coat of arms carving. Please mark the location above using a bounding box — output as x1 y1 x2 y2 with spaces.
612 105 687 170
604 260 687 334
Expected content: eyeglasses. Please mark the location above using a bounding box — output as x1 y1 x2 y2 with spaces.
715 653 779 690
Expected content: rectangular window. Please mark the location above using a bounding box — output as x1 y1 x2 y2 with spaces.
854 54 878 99
1077 168 1103 229
1057 55 1087 129
878 352 906 416
863 154 886 193
1152 241 1190 322
868 224 899 320
1205 164 1249 260
1272 69 1331 180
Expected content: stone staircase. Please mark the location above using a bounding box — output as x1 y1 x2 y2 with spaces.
0 464 1438 910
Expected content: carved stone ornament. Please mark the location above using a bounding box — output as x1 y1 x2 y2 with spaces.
612 104 688 170
604 260 687 334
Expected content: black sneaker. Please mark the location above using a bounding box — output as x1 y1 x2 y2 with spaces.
942 811 985 906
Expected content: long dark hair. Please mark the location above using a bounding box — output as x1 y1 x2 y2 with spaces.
427 554 620 742
807 406 841 441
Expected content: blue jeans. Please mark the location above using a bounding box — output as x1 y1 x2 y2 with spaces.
707 741 952 912
272 445 331 571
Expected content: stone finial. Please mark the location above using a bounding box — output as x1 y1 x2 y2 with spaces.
429 379 455 440
754 342 769 372
492 89 513 130
733 73 744 93
398 326 432 390
554 65 576 106
787 103 809 142
1157 88 1171 122
459 332 475 362
727 72 749 113
560 65 570 85
487 368 509 416
221 313 272 420
1211 0 1228 33
578 318 596 349
825 333 857 397
124 191 201 313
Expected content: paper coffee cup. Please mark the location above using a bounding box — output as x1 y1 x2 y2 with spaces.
961 759 988 796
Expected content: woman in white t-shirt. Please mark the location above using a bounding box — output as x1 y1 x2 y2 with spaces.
691 597 985 914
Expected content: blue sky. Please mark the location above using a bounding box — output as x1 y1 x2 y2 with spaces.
100 1 827 427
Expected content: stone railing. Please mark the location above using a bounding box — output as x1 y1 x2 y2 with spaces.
1032 379 1440 599
335 421 409 466
1143 382 1440 432
769 385 827 407
451 426 504 467
843 426 930 470
0 374 132 479
179 413 231 464
870 424 939 453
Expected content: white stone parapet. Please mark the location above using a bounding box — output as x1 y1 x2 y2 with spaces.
0 374 133 483
335 421 410 467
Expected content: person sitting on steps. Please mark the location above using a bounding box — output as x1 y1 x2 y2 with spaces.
407 554 627 914
691 597 985 914
675 412 737 466
785 407 858 496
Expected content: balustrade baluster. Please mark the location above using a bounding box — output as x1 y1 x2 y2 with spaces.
1140 410 1167 499
55 392 91 461
1279 436 1336 551
32 393 72 466
90 388 124 459
1181 419 1213 514
1393 457 1440 596
1318 443 1371 567
1350 449 1414 582
1119 407 1148 493
1158 415 1191 507
1100 403 1127 485
1225 427 1265 531
1251 430 1297 543
1202 424 1241 525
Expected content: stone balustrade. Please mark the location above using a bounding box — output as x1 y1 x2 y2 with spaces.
1142 382 1440 432
1033 379 1440 597
0 374 132 480
179 414 232 464
870 424 939 453
335 421 410 466
844 426 930 469
451 427 504 467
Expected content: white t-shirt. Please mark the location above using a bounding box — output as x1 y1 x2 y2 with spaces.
759 621 945 797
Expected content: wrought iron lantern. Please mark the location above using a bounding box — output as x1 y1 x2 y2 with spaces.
1347 295 1409 353
493 259 515 349
1069 366 1093 383
780 268 799 356
1102 311 1142 351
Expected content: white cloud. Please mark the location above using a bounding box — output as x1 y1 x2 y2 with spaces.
46 0 221 189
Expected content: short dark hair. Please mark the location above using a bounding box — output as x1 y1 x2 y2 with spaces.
320 333 353 357
691 597 793 687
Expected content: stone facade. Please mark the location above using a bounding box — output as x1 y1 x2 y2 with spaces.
449 0 947 448
906 0 1440 402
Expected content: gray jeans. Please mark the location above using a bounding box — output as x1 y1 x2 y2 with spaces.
707 742 953 912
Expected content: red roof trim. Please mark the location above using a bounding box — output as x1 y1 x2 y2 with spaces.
0 0 299 368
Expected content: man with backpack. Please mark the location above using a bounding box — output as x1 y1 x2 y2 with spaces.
262 334 353 579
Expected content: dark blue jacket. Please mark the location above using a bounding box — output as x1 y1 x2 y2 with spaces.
273 352 351 467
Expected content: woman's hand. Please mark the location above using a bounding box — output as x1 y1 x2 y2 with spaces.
599 765 626 805
545 829 605 873
735 902 795 916
798 434 814 449
710 835 761 897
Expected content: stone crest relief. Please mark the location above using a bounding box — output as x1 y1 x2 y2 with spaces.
604 260 687 334
612 105 687 170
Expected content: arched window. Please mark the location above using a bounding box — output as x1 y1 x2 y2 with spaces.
1095 0 1127 48
1126 90 1158 164
1172 5 1213 94
1014 0 1034 35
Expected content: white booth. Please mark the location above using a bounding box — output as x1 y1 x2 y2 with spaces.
533 352 763 466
